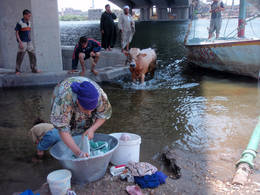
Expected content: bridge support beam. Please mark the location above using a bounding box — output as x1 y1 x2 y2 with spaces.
140 7 151 21
157 8 169 20
0 0 62 72
171 6 189 20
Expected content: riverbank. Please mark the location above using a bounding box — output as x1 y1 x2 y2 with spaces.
0 48 128 88
13 146 260 195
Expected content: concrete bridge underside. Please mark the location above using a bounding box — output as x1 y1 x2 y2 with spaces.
109 0 192 21
0 0 191 73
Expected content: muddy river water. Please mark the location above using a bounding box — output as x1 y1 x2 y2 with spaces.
1 19 260 194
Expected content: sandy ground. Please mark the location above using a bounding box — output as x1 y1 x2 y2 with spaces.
13 146 260 195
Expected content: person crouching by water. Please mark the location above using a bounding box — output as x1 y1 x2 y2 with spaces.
30 118 61 158
50 76 112 158
68 36 101 76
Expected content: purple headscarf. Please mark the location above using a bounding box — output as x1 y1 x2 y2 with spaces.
71 81 99 110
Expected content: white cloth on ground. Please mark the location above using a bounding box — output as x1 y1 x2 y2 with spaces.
127 161 158 177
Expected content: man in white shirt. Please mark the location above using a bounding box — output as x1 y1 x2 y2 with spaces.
118 5 135 53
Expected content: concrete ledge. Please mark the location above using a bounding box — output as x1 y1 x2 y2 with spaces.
0 47 129 88
0 65 129 88
62 46 127 70
139 19 189 22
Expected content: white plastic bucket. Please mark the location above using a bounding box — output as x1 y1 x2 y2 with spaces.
47 169 72 195
110 132 141 165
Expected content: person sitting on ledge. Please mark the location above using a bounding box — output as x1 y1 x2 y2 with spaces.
68 36 101 76
29 118 61 158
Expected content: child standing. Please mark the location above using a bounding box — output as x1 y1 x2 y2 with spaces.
15 9 40 74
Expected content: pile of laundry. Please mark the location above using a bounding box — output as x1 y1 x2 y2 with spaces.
80 136 109 156
127 161 167 188
71 136 109 158
110 161 167 194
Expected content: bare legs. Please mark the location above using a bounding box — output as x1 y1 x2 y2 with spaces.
78 52 99 76
79 53 86 76
126 43 130 52
208 32 219 39
106 46 112 51
91 52 100 75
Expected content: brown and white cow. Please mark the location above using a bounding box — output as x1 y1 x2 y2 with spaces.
127 48 157 83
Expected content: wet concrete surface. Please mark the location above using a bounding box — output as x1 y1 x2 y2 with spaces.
0 47 128 88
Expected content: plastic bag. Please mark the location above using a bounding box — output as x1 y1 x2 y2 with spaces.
120 133 131 141
78 135 90 156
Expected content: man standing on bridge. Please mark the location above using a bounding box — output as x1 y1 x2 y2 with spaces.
100 4 117 51
118 5 135 53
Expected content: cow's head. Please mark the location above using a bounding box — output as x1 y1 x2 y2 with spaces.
128 48 147 69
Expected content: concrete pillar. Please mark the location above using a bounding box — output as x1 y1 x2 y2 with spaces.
171 7 189 20
0 0 62 72
180 7 189 20
140 7 150 21
157 8 168 20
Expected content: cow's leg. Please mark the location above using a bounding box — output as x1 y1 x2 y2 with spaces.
141 74 145 83
132 77 137 83
132 73 137 82
149 60 157 78
130 68 136 82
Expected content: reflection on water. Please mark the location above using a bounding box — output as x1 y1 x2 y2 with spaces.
1 19 260 193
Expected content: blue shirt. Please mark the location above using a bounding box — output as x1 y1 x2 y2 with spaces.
15 18 31 42
72 39 101 69
211 1 224 19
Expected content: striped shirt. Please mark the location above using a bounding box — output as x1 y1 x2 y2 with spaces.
15 18 31 42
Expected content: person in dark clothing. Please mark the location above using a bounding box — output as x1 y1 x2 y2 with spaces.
100 4 117 51
69 36 101 76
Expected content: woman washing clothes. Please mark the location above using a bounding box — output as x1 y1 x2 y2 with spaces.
50 76 112 158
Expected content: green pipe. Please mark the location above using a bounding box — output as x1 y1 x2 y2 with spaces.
236 117 260 169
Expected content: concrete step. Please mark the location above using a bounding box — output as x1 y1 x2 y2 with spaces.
0 65 129 88
62 46 127 70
